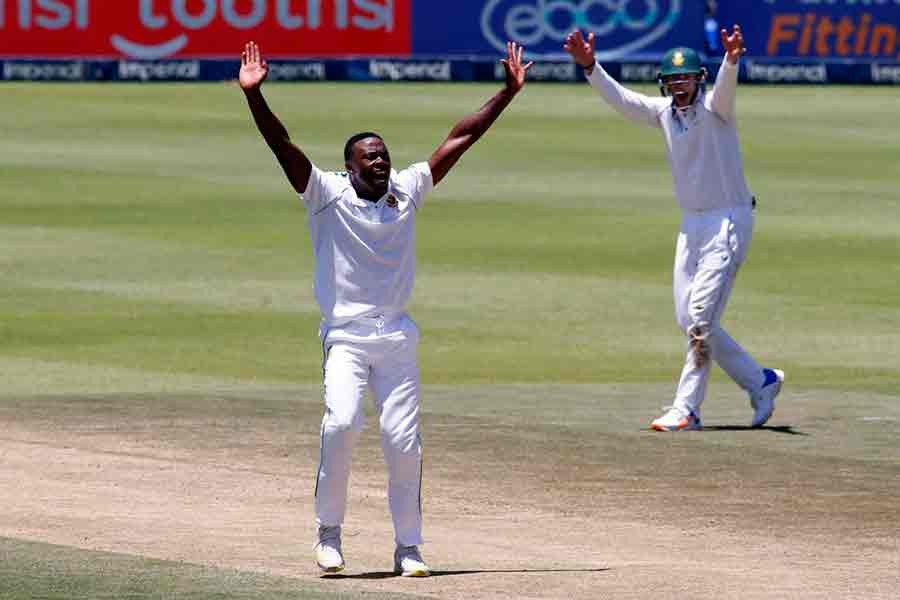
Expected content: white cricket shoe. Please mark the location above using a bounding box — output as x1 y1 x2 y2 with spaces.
314 526 344 574
651 406 702 432
751 368 784 428
394 545 431 577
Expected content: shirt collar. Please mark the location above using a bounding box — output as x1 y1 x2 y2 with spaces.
347 170 397 208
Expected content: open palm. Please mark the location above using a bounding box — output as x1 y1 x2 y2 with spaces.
239 41 268 90
501 41 533 94
564 30 596 69
721 25 746 64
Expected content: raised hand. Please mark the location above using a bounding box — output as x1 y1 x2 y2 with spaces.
564 30 596 69
721 25 746 65
500 41 533 94
239 41 269 91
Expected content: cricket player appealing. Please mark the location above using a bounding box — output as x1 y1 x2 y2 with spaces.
239 41 532 575
564 26 784 431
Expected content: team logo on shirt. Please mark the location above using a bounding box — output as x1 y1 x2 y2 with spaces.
386 194 398 208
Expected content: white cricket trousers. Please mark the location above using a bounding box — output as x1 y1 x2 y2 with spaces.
314 313 423 547
672 205 766 416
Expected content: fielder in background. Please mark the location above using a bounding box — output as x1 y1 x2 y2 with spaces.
564 26 784 432
239 41 532 575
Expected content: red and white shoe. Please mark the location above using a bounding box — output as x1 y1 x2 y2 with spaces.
651 406 702 431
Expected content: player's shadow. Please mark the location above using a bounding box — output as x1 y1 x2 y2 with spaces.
326 567 610 579
703 424 807 435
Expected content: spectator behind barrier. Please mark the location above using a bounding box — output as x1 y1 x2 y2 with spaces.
705 0 720 53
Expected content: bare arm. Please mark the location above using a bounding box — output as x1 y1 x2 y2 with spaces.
428 42 532 186
709 25 746 122
240 41 312 194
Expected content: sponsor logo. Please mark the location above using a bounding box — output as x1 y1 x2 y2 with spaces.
2 59 84 80
111 0 396 59
493 60 577 80
267 61 326 81
0 0 90 30
767 11 900 59
386 194 398 208
744 59 828 83
369 59 450 80
871 62 900 83
480 0 683 59
620 61 659 81
0 1 405 59
118 59 200 81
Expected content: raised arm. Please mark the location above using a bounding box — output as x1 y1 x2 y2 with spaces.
240 41 312 194
427 42 532 187
564 30 662 129
708 25 746 122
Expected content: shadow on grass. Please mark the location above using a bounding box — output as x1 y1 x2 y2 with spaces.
703 425 808 435
326 567 610 579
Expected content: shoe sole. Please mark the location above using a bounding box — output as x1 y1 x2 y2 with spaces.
651 419 701 432
651 424 702 431
394 563 430 577
318 563 345 574
395 568 430 577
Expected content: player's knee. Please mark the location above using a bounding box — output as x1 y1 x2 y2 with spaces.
696 321 725 341
324 411 364 435
688 302 709 326
383 428 420 455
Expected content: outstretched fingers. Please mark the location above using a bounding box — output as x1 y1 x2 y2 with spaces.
563 30 596 67
721 24 745 53
571 29 585 48
514 42 534 72
505 41 524 69
500 41 532 91
244 41 260 65
238 41 269 90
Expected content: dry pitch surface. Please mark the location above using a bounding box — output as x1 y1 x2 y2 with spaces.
2 379 897 599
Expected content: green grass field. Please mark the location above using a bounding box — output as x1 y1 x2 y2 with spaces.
1 82 898 599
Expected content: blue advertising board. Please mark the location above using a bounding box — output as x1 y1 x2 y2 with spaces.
715 0 900 60
1 1 897 83
412 0 705 60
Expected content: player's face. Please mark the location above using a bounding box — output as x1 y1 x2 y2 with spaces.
663 73 700 107
348 138 392 199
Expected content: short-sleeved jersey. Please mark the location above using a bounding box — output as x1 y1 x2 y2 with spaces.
300 162 433 327
585 58 753 213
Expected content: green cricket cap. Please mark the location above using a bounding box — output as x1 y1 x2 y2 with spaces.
659 47 702 77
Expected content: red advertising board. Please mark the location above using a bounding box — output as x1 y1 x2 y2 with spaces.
0 0 410 58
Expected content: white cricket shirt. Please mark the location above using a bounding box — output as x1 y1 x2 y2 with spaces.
585 57 753 213
301 162 433 327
